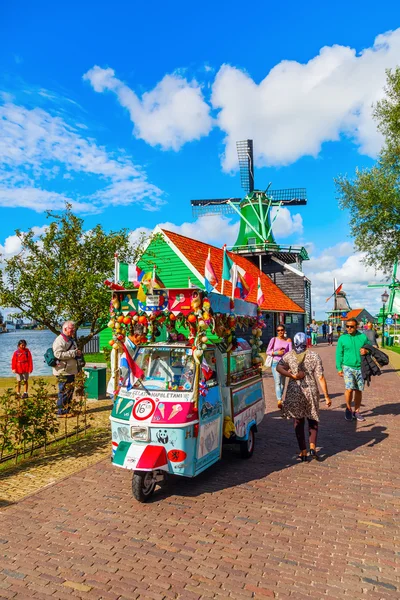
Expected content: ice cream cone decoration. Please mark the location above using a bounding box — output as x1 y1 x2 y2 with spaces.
158 403 165 419
168 404 183 420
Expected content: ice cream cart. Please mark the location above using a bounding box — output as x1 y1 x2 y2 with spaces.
107 287 266 501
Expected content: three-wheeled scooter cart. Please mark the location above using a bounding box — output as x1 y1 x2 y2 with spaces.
107 286 266 502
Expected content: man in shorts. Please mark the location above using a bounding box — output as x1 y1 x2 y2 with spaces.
336 318 369 421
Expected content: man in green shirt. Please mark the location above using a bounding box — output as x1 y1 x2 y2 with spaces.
336 318 369 422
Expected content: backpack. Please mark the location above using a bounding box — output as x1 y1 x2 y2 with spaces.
44 347 59 367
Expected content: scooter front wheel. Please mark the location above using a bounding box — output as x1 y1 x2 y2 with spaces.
132 470 156 502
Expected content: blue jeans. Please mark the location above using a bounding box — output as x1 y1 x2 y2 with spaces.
57 374 75 414
271 362 285 401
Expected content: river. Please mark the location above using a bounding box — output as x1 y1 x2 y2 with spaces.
0 329 90 377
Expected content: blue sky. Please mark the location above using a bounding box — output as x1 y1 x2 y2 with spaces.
1 0 400 318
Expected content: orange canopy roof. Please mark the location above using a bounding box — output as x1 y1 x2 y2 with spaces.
161 229 304 314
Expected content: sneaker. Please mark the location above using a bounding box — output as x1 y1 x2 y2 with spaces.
355 412 366 422
345 408 353 421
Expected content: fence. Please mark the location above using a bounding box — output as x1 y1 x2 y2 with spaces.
83 335 99 354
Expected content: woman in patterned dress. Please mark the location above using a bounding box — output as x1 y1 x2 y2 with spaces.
277 332 331 461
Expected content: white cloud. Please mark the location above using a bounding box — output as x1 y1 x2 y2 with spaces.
211 28 400 169
0 235 22 256
303 243 390 318
271 207 303 238
83 66 213 151
129 206 302 251
0 224 48 258
0 101 164 213
130 214 239 248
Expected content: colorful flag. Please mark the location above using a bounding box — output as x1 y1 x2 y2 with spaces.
137 270 165 303
232 264 255 300
121 343 145 382
205 249 218 293
201 357 214 381
222 247 235 281
117 261 144 287
257 277 265 307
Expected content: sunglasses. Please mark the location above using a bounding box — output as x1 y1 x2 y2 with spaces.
346 325 356 329
277 329 284 332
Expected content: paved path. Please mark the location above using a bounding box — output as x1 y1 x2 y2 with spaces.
1 344 399 600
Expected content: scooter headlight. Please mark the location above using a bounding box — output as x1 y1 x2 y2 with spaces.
131 426 150 442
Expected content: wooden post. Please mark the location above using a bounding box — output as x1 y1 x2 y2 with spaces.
193 362 200 410
226 349 231 386
113 347 119 396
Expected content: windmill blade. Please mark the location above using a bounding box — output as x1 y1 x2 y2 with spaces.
236 140 254 194
267 188 307 205
191 198 242 218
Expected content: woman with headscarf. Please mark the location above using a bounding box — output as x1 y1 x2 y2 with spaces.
276 332 331 461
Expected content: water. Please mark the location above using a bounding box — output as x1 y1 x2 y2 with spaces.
0 329 90 377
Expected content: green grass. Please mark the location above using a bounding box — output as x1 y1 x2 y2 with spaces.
387 344 400 354
0 427 108 474
85 352 108 364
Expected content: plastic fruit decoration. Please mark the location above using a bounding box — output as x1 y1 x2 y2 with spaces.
123 317 131 325
169 313 176 321
191 290 202 315
107 320 115 328
187 314 197 324
202 298 211 312
193 348 203 364
111 293 120 310
117 315 124 323
138 315 148 325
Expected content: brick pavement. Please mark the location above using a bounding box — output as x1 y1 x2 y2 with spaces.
0 344 399 600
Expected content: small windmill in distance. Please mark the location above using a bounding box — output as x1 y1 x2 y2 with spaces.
368 259 400 328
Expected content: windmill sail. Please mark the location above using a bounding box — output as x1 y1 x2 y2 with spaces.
236 139 254 194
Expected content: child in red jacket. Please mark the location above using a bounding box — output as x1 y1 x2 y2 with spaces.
11 339 33 398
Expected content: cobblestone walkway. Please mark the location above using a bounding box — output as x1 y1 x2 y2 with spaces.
0 344 399 599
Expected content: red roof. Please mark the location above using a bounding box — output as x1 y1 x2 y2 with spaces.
345 309 363 320
161 229 304 313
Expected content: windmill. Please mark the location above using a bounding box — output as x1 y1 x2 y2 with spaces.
191 140 307 256
368 259 400 317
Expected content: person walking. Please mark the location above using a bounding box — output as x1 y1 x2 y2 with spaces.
327 322 334 346
53 321 83 417
336 318 369 422
337 324 342 338
266 324 292 409
277 332 331 461
311 320 319 346
11 339 33 398
306 323 312 348
322 322 327 341
364 322 379 347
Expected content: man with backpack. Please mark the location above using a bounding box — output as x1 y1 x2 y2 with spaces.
52 321 83 417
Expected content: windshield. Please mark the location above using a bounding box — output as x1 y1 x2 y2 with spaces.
133 346 194 391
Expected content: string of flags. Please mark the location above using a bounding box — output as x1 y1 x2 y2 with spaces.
110 250 265 309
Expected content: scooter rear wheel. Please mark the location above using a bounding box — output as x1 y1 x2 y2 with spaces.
240 427 255 459
132 471 156 502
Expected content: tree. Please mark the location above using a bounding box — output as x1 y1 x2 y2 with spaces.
335 67 400 274
0 205 146 348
